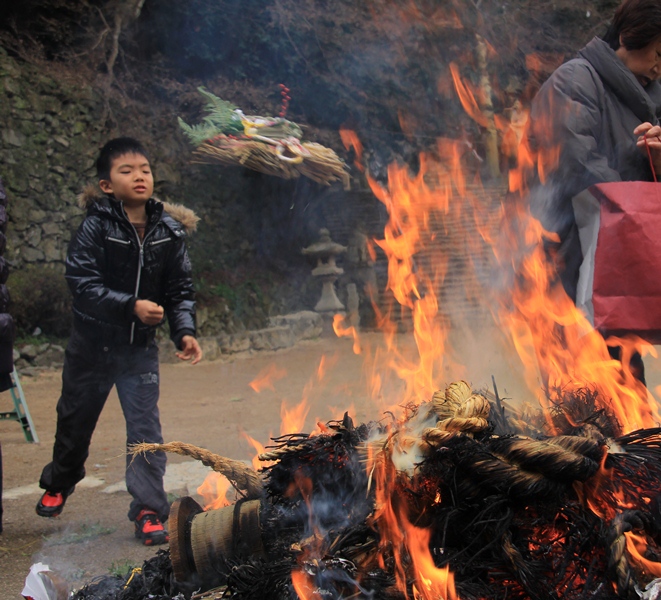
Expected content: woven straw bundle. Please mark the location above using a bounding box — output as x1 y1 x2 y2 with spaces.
180 87 350 188
193 139 349 188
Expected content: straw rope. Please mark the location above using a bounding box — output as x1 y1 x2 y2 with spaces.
372 430 595 500
129 441 263 499
545 434 605 462
487 436 600 482
257 444 308 462
374 382 602 499
501 531 538 596
430 381 491 434
606 511 651 598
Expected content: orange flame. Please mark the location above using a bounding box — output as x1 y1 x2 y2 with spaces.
525 52 565 75
577 449 624 521
249 363 287 393
497 177 660 432
368 437 459 599
285 354 339 436
196 471 232 511
449 63 490 130
241 429 270 471
365 155 458 407
349 67 661 589
369 440 407 590
291 570 323 600
625 532 661 578
289 470 332 599
286 31 661 595
281 398 310 436
316 352 339 381
406 523 457 600
444 60 661 431
339 127 364 172
332 313 361 354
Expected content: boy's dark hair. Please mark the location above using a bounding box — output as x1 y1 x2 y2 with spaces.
603 0 661 50
96 137 150 181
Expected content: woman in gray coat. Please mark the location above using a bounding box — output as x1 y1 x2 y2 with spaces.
527 0 661 383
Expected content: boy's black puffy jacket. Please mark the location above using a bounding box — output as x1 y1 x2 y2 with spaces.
67 187 199 348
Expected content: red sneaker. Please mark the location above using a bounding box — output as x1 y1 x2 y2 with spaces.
134 509 169 546
35 487 74 518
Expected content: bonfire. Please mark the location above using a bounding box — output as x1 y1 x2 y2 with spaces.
68 376 661 600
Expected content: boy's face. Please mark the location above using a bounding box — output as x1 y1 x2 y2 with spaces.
99 152 154 205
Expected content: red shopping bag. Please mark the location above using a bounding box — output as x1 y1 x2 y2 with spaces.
573 180 661 342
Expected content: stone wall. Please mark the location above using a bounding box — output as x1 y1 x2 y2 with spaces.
0 47 255 276
0 47 105 269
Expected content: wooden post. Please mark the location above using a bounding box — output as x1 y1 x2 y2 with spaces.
476 34 501 179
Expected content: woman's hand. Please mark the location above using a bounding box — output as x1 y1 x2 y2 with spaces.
634 122 661 178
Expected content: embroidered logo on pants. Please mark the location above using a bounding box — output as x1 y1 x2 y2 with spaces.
140 372 159 385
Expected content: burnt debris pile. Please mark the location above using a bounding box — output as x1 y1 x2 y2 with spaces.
73 382 661 600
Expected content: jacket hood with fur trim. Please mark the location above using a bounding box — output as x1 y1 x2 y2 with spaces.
78 184 199 234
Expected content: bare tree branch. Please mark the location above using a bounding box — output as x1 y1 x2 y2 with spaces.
104 0 146 87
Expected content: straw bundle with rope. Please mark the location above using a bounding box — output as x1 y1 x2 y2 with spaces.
193 139 350 188
124 383 661 599
179 87 350 188
425 381 604 494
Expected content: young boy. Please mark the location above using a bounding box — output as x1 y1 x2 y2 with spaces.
36 137 202 545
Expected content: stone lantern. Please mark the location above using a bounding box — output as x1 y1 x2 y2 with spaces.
302 228 347 313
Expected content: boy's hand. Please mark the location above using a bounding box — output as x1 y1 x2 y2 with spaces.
176 335 203 365
134 300 165 325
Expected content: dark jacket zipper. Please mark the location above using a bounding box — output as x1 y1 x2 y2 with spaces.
120 206 158 344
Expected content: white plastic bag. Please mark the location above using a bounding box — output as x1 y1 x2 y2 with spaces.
21 563 68 600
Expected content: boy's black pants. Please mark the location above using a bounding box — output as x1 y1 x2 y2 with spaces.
39 329 170 523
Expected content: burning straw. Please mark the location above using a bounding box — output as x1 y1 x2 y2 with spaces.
73 382 661 600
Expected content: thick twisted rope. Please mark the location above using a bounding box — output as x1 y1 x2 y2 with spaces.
606 510 660 598
412 382 603 498
431 380 491 434
130 441 263 499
